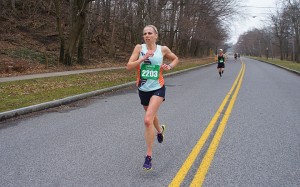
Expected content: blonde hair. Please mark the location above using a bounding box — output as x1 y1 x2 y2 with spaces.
144 25 158 34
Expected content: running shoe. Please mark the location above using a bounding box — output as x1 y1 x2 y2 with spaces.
157 125 165 143
143 155 152 170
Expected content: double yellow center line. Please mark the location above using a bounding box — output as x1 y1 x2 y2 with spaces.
169 62 246 187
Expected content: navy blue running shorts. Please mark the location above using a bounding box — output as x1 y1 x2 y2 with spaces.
217 63 225 68
138 85 166 106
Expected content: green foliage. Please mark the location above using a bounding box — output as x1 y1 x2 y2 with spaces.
5 48 55 65
8 48 44 62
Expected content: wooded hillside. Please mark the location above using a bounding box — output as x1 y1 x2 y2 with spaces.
0 0 239 76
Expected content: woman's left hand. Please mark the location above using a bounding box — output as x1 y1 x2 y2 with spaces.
162 64 172 71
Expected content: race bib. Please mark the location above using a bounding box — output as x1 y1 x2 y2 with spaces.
141 64 160 80
219 59 224 63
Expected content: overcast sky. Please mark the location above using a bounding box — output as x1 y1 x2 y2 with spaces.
228 0 279 44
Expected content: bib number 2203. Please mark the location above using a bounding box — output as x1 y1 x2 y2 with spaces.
141 64 160 80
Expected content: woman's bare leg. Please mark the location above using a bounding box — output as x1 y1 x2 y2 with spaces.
143 96 164 156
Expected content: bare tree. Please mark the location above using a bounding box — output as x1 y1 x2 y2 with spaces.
1 0 243 68
108 0 117 57
64 0 94 66
286 0 300 62
53 0 65 65
272 9 290 60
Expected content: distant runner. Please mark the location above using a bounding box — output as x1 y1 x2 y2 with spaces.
217 49 226 78
126 25 179 171
234 53 238 62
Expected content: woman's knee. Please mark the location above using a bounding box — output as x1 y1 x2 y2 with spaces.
144 115 154 127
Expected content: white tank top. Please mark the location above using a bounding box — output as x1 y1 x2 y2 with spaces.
137 44 164 91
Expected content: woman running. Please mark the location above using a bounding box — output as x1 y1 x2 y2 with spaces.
126 25 179 170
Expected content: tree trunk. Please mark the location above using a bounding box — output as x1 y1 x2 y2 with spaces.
53 0 64 65
11 0 16 11
168 2 176 50
280 40 284 60
104 0 111 32
109 1 117 57
64 12 85 65
295 29 300 62
64 0 93 66
78 30 85 65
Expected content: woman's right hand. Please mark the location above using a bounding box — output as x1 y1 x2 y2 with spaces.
142 50 154 60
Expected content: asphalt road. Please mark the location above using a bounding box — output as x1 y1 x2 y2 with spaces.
0 57 299 187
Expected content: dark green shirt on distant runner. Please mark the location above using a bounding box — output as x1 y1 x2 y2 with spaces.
218 55 225 63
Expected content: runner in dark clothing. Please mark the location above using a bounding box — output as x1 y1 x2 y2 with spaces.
217 49 225 78
234 53 237 62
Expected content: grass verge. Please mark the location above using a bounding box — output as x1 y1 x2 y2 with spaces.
251 57 300 72
0 58 214 112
